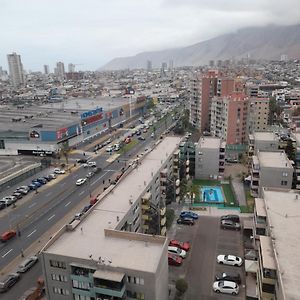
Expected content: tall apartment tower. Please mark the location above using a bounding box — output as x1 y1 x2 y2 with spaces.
55 61 65 80
44 65 50 75
68 63 75 73
189 70 235 132
168 59 174 71
146 60 152 72
7 52 24 87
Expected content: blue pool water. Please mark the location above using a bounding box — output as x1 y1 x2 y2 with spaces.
201 186 224 203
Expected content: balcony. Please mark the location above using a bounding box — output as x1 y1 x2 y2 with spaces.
94 284 126 299
161 217 166 226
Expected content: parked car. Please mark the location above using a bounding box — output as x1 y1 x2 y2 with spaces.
125 137 131 144
138 136 145 141
31 181 42 188
74 212 83 220
16 186 30 194
76 158 88 164
36 177 47 184
76 178 87 186
176 217 194 226
168 253 182 266
87 161 96 167
28 183 38 190
86 172 95 178
54 168 65 174
1 196 17 206
81 204 93 214
136 131 141 136
215 272 241 284
43 175 53 181
106 145 114 152
48 173 57 179
0 202 5 210
180 211 199 220
169 240 190 251
220 220 241 231
17 256 38 273
213 280 239 295
168 246 187 258
151 133 154 138
0 230 16 242
221 215 240 223
12 192 22 200
217 255 243 267
0 273 20 293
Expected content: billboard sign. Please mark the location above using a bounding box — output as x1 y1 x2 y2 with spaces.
80 108 103 120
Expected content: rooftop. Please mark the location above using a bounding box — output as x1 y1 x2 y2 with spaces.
44 136 182 273
197 137 221 149
253 131 277 142
262 188 300 300
258 151 292 169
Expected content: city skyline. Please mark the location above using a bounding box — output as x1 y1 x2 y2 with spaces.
0 0 300 71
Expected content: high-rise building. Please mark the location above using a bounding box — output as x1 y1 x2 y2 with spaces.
68 63 75 73
44 65 50 75
168 59 174 71
146 60 152 72
55 61 65 80
7 52 24 87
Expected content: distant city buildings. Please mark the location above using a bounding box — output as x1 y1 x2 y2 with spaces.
44 64 50 75
7 52 25 87
68 63 75 73
54 61 65 80
146 60 152 72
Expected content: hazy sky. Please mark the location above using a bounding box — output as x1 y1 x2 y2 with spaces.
0 0 299 71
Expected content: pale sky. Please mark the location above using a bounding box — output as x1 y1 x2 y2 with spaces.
0 0 299 71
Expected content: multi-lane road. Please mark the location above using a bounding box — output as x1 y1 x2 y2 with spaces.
0 112 177 299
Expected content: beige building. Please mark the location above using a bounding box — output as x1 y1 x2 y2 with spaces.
40 137 182 300
253 188 300 300
250 151 293 197
247 98 270 134
195 137 225 179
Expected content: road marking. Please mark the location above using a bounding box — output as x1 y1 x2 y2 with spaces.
48 214 55 221
2 249 13 258
104 169 117 172
28 202 37 209
46 192 52 197
27 229 37 238
91 172 108 186
65 201 71 207
79 190 85 196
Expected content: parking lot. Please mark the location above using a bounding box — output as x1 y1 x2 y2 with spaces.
169 214 245 299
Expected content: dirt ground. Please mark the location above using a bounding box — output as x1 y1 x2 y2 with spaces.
224 163 248 179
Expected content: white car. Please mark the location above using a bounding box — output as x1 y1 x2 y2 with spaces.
17 256 38 273
168 246 187 258
106 145 114 152
88 161 96 167
54 168 65 174
217 255 243 267
213 280 239 295
76 178 87 186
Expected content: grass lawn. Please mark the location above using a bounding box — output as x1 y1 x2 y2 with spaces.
240 190 255 213
191 179 237 206
117 140 138 154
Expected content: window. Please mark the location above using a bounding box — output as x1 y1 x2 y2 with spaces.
51 273 67 282
72 280 91 290
281 181 288 186
262 283 275 294
282 172 288 177
50 260 66 269
53 287 69 295
127 276 144 285
74 295 91 300
127 291 145 299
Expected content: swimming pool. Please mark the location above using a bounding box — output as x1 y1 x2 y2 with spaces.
201 186 224 203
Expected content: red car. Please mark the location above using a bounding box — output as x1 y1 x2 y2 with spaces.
1 230 16 242
168 253 182 266
169 240 190 252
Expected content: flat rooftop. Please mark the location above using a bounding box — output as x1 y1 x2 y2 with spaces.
198 137 221 149
44 136 182 272
253 132 277 142
258 151 292 169
262 188 300 300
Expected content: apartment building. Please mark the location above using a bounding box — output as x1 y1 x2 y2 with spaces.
247 97 270 134
210 92 248 145
250 151 293 197
248 132 279 162
40 137 182 300
195 137 225 179
189 70 234 131
253 188 300 300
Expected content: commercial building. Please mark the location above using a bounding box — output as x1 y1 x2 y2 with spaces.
55 62 65 80
44 65 50 75
253 188 300 300
210 92 248 145
250 150 293 197
40 137 182 300
195 137 225 179
7 52 25 87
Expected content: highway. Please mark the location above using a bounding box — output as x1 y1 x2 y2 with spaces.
0 112 177 300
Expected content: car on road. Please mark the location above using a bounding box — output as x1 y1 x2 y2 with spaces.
28 183 38 190
106 145 114 152
54 168 65 174
220 220 241 231
169 240 190 251
136 131 141 136
31 181 42 188
125 137 131 144
76 178 87 186
1 196 17 206
43 175 53 181
17 256 38 273
138 136 145 141
180 211 199 220
168 246 187 258
12 192 22 200
168 253 182 266
215 272 241 284
16 186 30 194
213 280 239 295
86 172 95 178
76 158 88 163
217 254 243 267
88 161 97 167
48 173 57 179
221 215 240 223
36 177 47 184
0 202 5 210
151 133 154 138
176 217 194 226
0 230 16 242
0 273 20 293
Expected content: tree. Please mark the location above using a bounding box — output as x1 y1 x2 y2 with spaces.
175 278 188 297
285 139 296 162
